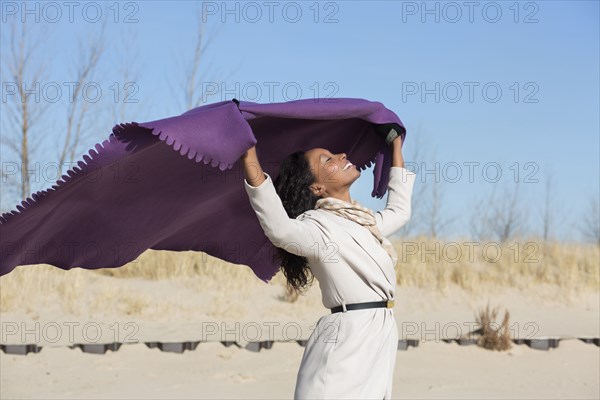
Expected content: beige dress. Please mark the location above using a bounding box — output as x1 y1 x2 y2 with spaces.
244 166 417 399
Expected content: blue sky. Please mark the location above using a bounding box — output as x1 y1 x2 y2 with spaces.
1 0 598 242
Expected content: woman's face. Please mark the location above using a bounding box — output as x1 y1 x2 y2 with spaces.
304 147 360 198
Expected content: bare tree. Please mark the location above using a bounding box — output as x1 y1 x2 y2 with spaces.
427 173 457 238
397 122 428 238
470 191 495 242
538 167 565 241
169 5 240 112
184 14 214 110
422 147 457 238
395 123 456 239
470 179 526 243
57 22 107 177
1 20 52 201
470 189 493 242
578 192 600 245
110 23 142 125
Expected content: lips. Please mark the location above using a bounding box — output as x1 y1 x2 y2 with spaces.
343 161 354 170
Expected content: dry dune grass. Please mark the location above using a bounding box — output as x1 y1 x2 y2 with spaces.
392 235 600 300
0 265 89 314
1 237 598 314
0 250 291 316
91 250 290 297
474 302 513 351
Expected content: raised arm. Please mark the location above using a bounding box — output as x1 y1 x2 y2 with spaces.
241 146 267 187
391 132 406 168
375 135 417 237
241 146 325 261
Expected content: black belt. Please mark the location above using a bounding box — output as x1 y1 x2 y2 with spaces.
330 299 395 314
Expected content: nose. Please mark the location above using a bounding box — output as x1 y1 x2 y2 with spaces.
340 153 347 161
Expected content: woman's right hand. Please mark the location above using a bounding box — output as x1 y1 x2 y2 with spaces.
241 145 266 187
241 145 256 161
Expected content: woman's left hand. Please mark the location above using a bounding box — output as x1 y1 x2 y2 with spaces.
392 132 404 147
391 132 405 168
374 123 405 146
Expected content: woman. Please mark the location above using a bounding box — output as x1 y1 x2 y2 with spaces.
241 133 416 399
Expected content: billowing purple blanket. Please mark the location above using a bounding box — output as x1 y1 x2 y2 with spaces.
0 98 406 282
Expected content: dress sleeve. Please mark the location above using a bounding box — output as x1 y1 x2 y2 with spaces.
375 166 417 237
244 171 325 261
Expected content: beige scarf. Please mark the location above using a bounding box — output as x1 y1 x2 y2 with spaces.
314 196 398 265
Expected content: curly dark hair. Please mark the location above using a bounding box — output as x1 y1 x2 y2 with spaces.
273 150 322 294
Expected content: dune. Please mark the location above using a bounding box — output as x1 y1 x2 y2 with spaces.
1 240 598 398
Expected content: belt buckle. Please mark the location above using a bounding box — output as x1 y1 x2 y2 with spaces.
386 299 395 308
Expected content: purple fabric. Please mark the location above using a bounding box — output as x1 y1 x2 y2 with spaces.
0 98 406 282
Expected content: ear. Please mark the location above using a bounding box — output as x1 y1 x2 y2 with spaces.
309 183 323 197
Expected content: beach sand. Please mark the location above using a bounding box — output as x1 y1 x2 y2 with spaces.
1 264 598 399
1 339 598 399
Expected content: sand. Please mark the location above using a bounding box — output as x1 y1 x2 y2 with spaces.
1 268 599 399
